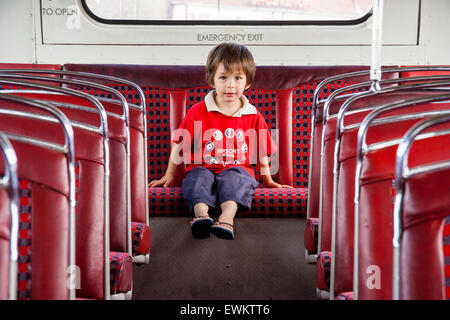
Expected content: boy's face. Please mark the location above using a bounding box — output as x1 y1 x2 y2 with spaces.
212 62 249 107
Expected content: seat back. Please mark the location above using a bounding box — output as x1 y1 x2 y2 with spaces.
393 114 450 300
0 93 75 300
0 132 19 300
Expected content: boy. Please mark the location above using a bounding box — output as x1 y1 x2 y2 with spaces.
149 42 291 239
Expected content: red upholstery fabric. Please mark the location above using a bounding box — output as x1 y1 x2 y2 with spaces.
10 91 128 254
307 71 399 221
1 140 71 299
356 113 450 300
0 64 62 88
399 134 450 299
63 65 376 89
328 93 450 298
316 251 331 291
399 66 450 78
336 291 353 300
148 187 307 217
170 89 188 186
109 251 133 295
17 179 32 300
48 86 151 252
131 222 151 255
0 63 60 70
304 218 319 253
322 92 433 294
307 122 322 219
275 89 294 186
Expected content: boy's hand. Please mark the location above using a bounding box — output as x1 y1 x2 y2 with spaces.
263 180 294 188
148 174 174 188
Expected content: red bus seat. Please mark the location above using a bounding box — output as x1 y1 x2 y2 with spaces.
0 94 75 299
352 94 450 299
305 67 399 262
0 91 110 299
393 115 450 299
11 66 153 264
1 86 134 299
0 77 134 299
313 73 450 298
330 90 444 298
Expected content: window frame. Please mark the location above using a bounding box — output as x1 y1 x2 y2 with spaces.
80 0 373 26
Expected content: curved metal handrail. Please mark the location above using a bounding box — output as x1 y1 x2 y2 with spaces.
0 132 19 300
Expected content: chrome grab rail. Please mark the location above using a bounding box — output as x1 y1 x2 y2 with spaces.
0 132 19 300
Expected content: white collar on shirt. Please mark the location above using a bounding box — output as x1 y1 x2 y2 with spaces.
205 90 257 117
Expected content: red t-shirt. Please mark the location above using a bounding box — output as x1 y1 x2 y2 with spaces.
172 100 277 178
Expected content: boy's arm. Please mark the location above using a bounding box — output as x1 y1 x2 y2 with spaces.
259 156 293 188
148 142 182 187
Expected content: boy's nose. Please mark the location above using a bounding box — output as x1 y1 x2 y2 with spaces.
226 79 235 87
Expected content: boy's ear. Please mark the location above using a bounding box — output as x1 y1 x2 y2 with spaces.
245 83 252 90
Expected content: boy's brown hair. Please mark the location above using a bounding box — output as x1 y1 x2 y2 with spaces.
205 42 256 87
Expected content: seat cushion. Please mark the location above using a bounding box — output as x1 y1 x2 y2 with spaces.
131 222 151 255
148 187 307 217
304 218 319 253
109 252 133 295
316 251 331 291
336 291 353 300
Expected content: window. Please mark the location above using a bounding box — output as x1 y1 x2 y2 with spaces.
82 0 373 25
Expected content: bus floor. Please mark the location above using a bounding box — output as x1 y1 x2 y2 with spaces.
132 216 318 300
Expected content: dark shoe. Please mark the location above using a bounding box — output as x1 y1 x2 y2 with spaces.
210 221 234 240
190 216 214 239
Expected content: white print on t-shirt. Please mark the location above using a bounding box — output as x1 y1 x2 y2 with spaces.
205 141 214 151
224 128 235 139
203 128 249 166
213 130 223 141
172 122 279 174
236 130 244 142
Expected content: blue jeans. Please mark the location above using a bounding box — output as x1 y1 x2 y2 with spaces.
181 166 258 217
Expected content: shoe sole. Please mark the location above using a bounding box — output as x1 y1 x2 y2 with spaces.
191 218 214 239
210 225 234 240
